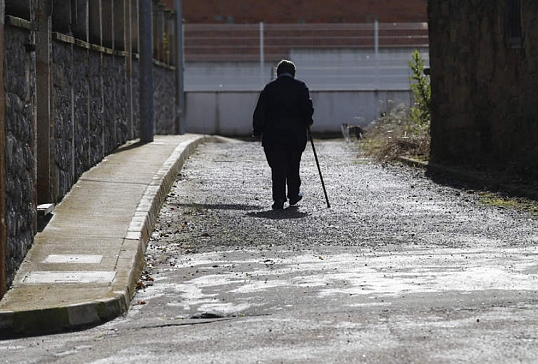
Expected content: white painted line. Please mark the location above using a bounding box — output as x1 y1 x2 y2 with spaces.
23 271 116 284
43 255 103 264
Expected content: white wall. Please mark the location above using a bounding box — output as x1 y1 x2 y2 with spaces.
185 62 268 91
185 91 260 135
182 41 426 136
184 48 429 92
184 90 411 136
311 90 411 129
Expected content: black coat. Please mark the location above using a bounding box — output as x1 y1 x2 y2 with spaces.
252 74 314 149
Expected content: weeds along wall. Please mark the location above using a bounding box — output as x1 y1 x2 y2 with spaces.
1 0 178 296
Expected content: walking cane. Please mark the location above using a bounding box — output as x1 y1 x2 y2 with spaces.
308 127 330 208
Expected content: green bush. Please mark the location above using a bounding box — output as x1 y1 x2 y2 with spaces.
408 50 431 134
358 51 432 163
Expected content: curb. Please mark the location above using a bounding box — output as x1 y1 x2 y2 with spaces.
0 135 219 337
0 295 127 337
118 134 218 315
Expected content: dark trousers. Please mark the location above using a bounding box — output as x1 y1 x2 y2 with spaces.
264 145 303 202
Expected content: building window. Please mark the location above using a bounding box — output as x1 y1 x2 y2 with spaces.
507 0 523 48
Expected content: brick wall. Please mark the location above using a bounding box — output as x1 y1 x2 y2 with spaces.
181 0 427 24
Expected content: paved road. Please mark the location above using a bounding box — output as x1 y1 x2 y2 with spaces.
3 140 538 363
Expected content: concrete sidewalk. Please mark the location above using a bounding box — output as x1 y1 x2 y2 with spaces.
0 134 219 337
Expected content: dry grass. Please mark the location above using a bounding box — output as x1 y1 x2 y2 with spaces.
359 104 430 163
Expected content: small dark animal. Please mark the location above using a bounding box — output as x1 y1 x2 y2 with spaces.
341 123 364 142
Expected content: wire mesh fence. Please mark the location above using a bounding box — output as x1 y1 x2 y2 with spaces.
183 22 429 91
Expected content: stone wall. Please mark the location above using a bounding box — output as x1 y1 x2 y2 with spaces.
73 44 91 179
2 1 179 293
131 60 141 137
428 0 538 176
89 47 105 167
154 63 177 135
52 39 75 198
4 23 36 286
49 36 177 202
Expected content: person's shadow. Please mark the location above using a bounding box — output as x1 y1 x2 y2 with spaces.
176 203 261 211
246 206 308 220
174 203 308 220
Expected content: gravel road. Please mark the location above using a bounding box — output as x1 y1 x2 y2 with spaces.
148 139 538 253
5 139 538 364
135 139 538 363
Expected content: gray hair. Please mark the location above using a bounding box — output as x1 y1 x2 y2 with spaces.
276 60 296 77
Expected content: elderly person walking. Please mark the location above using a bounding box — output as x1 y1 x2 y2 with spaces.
252 60 314 210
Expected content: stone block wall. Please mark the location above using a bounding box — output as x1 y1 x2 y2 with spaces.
131 60 141 137
4 23 37 286
102 54 119 155
73 44 91 179
52 40 75 198
89 48 105 167
428 0 538 175
50 37 177 202
154 63 177 135
2 0 179 294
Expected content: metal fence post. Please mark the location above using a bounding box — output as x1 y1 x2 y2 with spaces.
180 22 428 91
374 19 379 90
260 21 265 87
175 0 185 134
139 0 154 143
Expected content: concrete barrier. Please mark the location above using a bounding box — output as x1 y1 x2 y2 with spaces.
184 90 412 136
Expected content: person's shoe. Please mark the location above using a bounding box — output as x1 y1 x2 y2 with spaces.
289 193 303 206
272 199 285 210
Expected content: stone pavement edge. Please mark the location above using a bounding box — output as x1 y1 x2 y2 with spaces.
0 134 230 338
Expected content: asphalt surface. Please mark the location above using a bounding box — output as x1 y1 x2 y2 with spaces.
134 140 538 363
1 137 538 363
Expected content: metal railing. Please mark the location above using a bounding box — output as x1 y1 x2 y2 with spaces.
183 22 429 91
